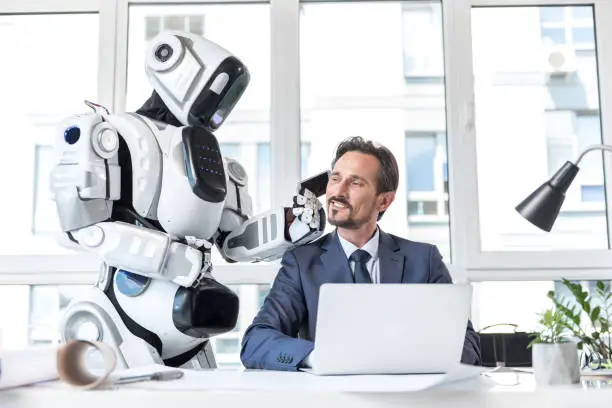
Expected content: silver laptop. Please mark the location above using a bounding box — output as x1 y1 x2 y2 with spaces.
305 283 473 375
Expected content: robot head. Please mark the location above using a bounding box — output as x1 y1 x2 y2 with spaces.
144 31 250 131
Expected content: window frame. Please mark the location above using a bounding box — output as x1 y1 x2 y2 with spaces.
449 0 612 280
2 0 612 285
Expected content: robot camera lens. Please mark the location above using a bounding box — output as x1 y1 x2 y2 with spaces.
154 44 174 63
64 126 81 145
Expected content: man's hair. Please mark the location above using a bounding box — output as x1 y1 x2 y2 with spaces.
331 136 399 220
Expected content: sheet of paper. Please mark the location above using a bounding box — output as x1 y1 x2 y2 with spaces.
0 345 59 389
55 363 486 393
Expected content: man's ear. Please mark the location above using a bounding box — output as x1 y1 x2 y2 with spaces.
377 191 396 213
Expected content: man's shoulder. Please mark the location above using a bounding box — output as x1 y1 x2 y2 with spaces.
286 232 332 258
383 231 438 255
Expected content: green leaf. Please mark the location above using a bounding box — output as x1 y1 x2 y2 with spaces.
584 302 591 314
578 341 584 350
598 281 605 291
591 306 601 321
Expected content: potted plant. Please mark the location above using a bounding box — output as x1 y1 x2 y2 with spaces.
529 308 580 385
546 279 612 370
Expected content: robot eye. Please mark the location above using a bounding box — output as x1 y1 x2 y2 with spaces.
155 44 174 63
64 126 81 145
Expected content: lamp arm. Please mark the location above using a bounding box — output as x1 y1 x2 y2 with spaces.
575 144 612 166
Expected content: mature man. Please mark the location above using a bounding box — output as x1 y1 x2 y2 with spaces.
240 136 481 370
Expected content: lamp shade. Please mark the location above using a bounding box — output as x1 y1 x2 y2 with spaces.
515 161 579 232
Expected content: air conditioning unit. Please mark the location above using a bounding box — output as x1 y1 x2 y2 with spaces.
543 46 577 78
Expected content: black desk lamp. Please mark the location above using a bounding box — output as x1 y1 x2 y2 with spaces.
516 144 612 232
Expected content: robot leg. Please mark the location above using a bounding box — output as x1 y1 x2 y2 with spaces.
178 340 217 369
59 285 164 369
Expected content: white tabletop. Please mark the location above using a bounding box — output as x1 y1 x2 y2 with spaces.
2 370 612 408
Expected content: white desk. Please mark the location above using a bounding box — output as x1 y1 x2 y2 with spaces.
2 372 612 408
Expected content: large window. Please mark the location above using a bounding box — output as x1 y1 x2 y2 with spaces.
471 5 605 252
0 13 99 256
299 1 450 260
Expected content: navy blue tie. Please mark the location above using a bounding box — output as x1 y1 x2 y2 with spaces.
350 249 372 283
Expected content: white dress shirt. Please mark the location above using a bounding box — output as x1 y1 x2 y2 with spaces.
303 228 381 368
337 228 381 284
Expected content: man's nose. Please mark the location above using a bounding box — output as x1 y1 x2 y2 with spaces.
338 179 352 193
330 183 349 199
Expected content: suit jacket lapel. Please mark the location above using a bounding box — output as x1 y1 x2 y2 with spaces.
378 230 405 283
320 231 354 283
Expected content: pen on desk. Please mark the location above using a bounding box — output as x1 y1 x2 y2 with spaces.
115 370 184 385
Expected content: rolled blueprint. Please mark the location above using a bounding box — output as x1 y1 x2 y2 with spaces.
0 340 116 390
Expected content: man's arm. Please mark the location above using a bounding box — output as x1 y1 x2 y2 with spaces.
429 245 482 366
240 250 314 371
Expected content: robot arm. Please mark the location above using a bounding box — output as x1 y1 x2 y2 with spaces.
69 222 205 287
214 163 326 263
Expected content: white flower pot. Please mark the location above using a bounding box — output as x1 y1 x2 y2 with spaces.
532 343 580 385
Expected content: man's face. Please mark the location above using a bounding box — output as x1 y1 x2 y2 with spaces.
325 151 393 229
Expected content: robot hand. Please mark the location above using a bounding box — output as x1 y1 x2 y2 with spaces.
286 171 328 245
290 188 324 231
286 192 325 246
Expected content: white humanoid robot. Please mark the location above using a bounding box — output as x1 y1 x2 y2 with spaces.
49 31 326 369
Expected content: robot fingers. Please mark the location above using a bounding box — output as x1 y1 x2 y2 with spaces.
294 194 308 206
299 212 313 225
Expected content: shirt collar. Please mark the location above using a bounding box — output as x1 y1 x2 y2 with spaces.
337 228 380 261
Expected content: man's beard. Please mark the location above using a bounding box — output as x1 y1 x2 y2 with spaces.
328 209 361 229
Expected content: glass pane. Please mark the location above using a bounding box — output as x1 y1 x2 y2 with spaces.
402 3 444 78
300 1 451 260
0 285 30 349
539 7 564 23
473 281 555 333
471 6 605 251
0 14 99 256
405 133 436 191
207 284 271 368
475 281 609 337
33 145 58 234
572 6 593 22
29 285 85 345
127 4 270 265
573 27 595 46
541 27 566 45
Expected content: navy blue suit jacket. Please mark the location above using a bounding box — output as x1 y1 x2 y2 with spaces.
240 229 482 371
